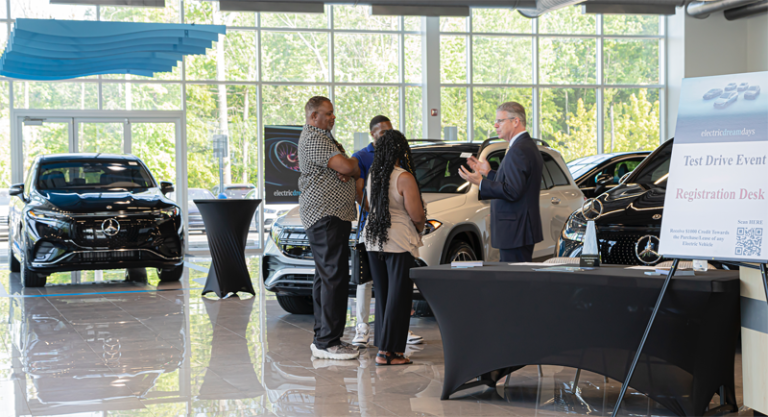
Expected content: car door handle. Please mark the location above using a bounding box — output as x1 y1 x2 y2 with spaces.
551 197 561 205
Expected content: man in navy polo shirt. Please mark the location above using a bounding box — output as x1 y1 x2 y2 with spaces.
350 115 423 347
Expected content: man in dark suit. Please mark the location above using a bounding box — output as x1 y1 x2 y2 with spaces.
458 102 544 262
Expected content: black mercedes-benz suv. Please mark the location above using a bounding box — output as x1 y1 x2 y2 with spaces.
558 139 672 265
8 154 184 287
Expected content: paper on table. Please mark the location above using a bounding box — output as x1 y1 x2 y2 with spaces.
626 265 691 270
451 260 483 268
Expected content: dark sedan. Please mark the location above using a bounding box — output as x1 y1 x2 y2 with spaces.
558 141 672 265
8 154 185 287
566 151 651 199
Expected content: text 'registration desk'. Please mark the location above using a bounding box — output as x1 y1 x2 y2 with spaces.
411 264 741 417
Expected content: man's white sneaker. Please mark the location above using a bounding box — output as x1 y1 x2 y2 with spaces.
407 331 423 345
352 322 370 347
311 343 360 360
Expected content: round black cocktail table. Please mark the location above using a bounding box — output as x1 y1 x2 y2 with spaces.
194 199 261 298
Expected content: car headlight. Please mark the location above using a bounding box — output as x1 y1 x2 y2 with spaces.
422 220 443 236
562 211 587 242
264 208 276 214
160 207 181 217
27 209 69 223
271 219 285 245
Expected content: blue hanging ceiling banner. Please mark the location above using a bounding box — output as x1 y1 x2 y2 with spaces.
0 19 226 80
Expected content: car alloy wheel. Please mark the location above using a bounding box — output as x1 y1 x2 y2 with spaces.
447 241 477 263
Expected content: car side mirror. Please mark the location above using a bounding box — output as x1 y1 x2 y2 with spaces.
160 181 174 195
619 173 631 184
9 183 24 197
596 173 614 186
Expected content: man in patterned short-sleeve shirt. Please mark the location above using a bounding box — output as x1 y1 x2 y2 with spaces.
298 96 361 360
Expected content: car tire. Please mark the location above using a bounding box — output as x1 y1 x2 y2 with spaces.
8 226 21 272
445 240 477 263
125 268 148 283
9 252 20 273
158 265 184 282
21 262 46 287
412 300 433 318
8 231 20 273
276 294 314 314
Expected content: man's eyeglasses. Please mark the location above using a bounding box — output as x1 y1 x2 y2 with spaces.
494 117 518 125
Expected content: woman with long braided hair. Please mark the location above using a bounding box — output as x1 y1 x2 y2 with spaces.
360 129 426 366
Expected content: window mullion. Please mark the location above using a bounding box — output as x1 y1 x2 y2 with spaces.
532 17 539 140
596 14 604 154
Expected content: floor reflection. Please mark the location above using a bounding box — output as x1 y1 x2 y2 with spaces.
200 296 264 400
0 257 752 416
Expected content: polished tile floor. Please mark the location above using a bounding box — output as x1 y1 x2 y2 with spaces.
0 255 756 416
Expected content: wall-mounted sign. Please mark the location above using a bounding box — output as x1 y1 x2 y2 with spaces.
264 125 302 204
659 71 768 262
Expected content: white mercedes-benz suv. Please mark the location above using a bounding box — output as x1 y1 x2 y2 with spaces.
263 138 585 314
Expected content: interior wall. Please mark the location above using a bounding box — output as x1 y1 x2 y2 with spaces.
747 12 768 72
666 7 767 137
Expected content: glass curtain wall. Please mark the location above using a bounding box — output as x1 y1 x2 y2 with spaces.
440 8 664 162
0 2 665 191
0 2 423 249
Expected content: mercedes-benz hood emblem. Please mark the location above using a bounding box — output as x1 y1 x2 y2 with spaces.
635 235 661 265
101 218 121 237
581 198 604 221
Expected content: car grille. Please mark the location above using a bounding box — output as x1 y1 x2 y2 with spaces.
73 218 161 249
75 250 142 262
277 228 356 260
599 233 658 266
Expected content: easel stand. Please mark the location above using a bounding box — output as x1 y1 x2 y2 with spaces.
610 258 768 417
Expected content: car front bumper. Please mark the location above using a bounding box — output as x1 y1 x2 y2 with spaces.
262 236 423 299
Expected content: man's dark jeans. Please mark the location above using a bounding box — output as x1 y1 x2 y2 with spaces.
305 216 352 349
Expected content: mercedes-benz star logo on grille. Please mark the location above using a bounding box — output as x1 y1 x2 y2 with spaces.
581 198 604 221
635 235 661 265
101 218 121 237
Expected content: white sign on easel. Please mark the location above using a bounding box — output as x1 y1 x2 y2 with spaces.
659 72 768 263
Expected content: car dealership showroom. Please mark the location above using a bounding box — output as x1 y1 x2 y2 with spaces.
1 0 768 416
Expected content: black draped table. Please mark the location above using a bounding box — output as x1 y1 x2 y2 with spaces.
410 263 741 416
195 199 261 298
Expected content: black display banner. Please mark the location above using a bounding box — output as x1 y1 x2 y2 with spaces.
265 125 302 204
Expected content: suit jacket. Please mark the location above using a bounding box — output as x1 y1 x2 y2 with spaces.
479 132 544 249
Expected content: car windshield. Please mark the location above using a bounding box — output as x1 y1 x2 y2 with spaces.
628 141 672 186
225 186 253 197
566 155 612 180
37 161 155 191
411 150 471 193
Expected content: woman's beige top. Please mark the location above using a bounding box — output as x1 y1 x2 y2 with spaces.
361 166 423 258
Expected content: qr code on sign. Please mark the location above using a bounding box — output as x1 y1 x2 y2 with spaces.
735 227 763 257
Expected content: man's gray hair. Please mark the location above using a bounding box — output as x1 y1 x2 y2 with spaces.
305 96 331 120
497 101 527 127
